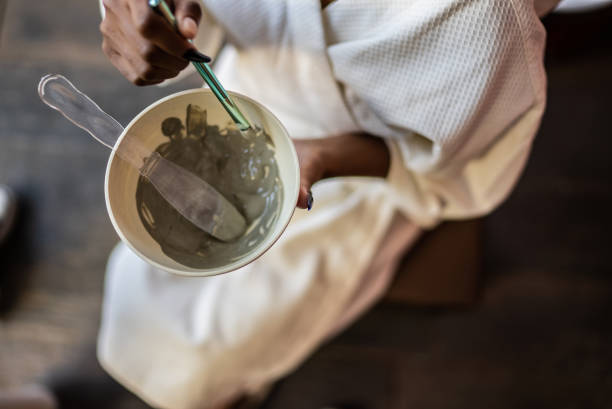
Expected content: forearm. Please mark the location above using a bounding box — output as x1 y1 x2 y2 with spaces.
293 132 390 209
319 132 390 179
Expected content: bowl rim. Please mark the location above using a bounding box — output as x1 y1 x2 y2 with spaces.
104 87 300 277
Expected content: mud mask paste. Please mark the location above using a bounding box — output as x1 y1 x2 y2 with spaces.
135 104 283 269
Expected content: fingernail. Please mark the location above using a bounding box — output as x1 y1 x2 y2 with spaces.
183 49 211 63
307 190 313 211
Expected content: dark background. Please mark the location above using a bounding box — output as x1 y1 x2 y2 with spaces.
1 2 611 408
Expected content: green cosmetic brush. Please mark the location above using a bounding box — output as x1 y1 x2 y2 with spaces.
149 0 252 131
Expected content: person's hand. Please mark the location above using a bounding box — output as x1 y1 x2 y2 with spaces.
294 139 326 210
100 0 204 85
293 134 390 210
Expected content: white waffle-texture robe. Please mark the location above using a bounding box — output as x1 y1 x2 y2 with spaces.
97 1 556 408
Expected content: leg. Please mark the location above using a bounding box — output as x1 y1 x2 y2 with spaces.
97 198 418 409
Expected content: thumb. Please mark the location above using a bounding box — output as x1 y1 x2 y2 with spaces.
297 184 314 211
175 0 202 39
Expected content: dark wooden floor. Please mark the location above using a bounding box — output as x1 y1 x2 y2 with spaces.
0 0 202 388
1 2 611 409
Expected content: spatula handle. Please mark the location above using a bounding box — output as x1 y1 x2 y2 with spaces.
38 74 124 150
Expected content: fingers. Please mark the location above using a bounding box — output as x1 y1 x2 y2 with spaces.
102 35 167 85
175 0 202 39
128 0 198 57
120 7 189 71
101 11 179 85
100 0 200 85
296 185 314 210
294 139 325 210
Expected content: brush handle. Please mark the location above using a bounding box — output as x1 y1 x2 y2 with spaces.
149 0 252 131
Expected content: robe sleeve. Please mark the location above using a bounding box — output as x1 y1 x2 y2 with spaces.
324 0 548 226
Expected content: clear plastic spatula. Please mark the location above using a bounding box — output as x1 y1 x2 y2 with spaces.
38 74 247 242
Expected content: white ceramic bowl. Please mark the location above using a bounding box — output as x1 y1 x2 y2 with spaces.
104 89 299 276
